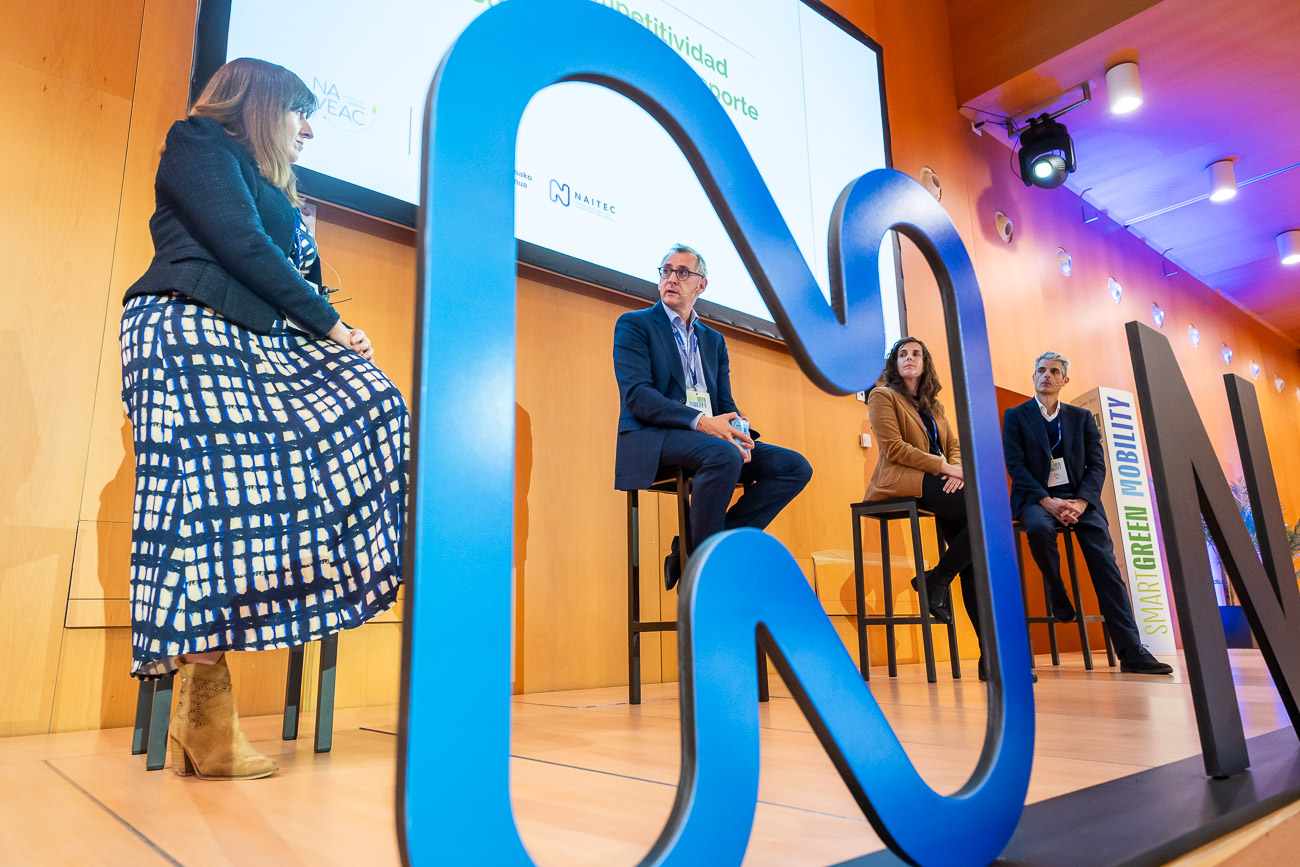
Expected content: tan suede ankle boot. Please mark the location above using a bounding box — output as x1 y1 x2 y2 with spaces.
170 656 278 780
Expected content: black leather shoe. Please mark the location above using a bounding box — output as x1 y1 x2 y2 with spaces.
1119 644 1174 675
911 570 953 625
664 536 682 592
1049 585 1077 623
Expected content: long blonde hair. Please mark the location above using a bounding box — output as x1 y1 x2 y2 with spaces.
189 58 317 206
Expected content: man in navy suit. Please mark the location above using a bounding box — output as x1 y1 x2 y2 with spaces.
613 244 812 590
1003 351 1172 674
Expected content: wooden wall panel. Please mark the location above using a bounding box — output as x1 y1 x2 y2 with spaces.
513 276 640 692
0 0 144 99
78 0 198 526
50 0 197 733
0 0 140 733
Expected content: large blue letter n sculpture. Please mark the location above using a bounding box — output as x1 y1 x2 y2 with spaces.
399 2 1035 865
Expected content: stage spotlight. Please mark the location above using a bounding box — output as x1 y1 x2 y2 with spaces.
1018 114 1075 189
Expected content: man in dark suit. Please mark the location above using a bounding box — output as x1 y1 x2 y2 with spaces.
1003 351 1172 674
613 244 812 590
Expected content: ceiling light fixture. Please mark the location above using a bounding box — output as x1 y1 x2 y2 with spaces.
1106 62 1143 114
1208 159 1237 203
1278 230 1300 265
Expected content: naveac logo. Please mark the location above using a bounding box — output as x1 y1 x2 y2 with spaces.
311 77 376 133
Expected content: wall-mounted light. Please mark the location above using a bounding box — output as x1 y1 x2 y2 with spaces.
1151 303 1165 327
1249 361 1261 380
919 167 942 201
1222 344 1234 365
1278 230 1300 265
1208 159 1237 202
1058 248 1072 276
1108 277 1123 304
1189 325 1200 347
1106 62 1143 114
1275 376 1285 394
994 210 1014 243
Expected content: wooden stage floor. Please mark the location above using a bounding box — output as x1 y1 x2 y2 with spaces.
2 650 1295 866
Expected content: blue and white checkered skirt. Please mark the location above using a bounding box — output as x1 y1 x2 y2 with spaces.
120 294 407 678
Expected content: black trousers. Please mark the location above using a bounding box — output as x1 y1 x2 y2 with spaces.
915 472 980 636
657 429 812 553
1019 503 1142 653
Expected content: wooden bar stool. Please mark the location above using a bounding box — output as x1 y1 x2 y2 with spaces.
1014 522 1116 670
850 497 961 683
131 632 340 771
626 467 769 705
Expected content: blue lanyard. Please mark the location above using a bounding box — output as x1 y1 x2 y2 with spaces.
922 414 941 453
1048 418 1062 452
671 323 701 390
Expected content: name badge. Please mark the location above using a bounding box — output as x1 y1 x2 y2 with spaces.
1047 457 1070 487
686 387 712 417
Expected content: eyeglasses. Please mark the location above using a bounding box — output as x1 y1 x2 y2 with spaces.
659 265 703 282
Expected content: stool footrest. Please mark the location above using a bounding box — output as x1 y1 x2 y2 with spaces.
860 616 943 627
632 621 678 633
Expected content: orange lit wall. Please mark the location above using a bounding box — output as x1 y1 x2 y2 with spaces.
2 0 1296 734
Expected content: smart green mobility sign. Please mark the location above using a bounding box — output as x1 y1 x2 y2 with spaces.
1078 387 1175 652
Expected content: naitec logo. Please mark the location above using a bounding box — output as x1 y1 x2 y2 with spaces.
311 77 376 133
548 177 617 220
549 179 570 206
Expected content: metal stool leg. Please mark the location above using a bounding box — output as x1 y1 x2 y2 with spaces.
1043 565 1061 666
880 518 898 677
1015 529 1037 670
909 505 938 684
676 470 693 556
628 490 642 706
145 671 175 771
1102 623 1117 667
852 507 870 680
132 679 154 755
937 532 961 679
1064 533 1094 670
283 643 306 740
314 633 338 753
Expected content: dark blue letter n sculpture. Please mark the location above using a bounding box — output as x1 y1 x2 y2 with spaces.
399 2 1035 865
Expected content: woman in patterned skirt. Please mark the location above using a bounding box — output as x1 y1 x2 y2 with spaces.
120 58 406 779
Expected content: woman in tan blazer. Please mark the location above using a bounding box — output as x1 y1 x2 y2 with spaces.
865 337 973 630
